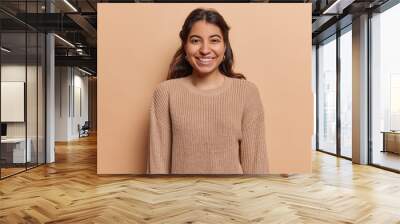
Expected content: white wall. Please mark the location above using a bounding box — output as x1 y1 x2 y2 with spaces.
55 67 89 141
1 65 38 137
1 64 46 164
72 73 89 138
55 66 70 141
1 65 26 134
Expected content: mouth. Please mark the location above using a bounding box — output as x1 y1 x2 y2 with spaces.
195 57 215 66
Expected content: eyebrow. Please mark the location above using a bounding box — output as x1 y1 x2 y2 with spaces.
210 34 222 39
189 34 222 39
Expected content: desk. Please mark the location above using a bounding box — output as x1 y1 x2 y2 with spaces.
1 138 31 163
381 131 400 154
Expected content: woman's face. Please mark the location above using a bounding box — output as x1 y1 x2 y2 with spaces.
184 20 226 77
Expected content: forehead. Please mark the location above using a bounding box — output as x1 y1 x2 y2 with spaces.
189 20 223 37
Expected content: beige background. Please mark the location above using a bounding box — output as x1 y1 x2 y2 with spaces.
98 3 312 174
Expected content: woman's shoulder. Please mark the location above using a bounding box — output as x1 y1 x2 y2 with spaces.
229 77 260 92
154 78 183 92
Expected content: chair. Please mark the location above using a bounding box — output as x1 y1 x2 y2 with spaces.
79 121 90 138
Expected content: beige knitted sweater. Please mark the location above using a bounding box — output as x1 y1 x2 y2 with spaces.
147 76 268 174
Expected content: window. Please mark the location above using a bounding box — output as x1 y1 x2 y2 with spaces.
317 36 337 154
339 27 352 158
371 3 400 171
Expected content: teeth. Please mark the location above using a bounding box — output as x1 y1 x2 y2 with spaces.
197 58 213 65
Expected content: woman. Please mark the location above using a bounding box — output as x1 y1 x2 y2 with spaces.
148 8 268 174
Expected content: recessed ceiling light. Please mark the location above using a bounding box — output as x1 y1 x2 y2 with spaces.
1 47 11 53
63 0 78 12
77 67 93 76
54 34 75 48
322 0 355 14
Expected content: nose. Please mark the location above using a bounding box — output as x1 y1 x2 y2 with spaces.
199 42 211 55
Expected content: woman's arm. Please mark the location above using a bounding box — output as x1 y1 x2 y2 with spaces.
240 83 269 174
148 84 172 174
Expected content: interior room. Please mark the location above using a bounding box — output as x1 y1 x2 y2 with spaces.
0 0 400 223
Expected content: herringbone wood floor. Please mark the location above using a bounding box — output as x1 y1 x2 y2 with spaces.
1 134 400 224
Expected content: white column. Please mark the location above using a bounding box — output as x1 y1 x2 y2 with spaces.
45 0 55 163
352 14 369 164
46 32 55 163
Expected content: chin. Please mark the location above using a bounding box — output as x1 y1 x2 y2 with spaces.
193 64 219 76
194 68 218 76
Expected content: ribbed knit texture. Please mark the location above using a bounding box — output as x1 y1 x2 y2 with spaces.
147 76 268 174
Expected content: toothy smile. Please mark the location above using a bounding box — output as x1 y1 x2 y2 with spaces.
196 57 215 65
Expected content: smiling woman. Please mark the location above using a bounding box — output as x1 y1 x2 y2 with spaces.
167 8 245 81
185 20 226 78
147 8 268 175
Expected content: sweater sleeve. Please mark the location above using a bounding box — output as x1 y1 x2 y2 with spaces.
240 83 269 174
147 84 172 174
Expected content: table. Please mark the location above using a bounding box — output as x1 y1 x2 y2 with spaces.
381 131 400 154
1 138 32 163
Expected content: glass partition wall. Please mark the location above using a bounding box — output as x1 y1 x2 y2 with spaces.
316 26 353 159
339 26 352 159
370 3 400 171
316 0 400 172
317 35 337 155
0 1 46 179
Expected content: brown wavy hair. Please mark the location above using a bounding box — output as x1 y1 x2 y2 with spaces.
167 8 245 80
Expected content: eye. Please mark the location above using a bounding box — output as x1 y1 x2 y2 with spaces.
190 38 200 44
211 38 221 43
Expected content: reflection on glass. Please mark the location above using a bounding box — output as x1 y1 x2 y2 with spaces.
340 28 352 158
27 31 38 169
0 1 46 179
1 32 27 177
371 4 400 171
318 36 337 154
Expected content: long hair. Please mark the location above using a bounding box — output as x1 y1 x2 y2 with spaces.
167 8 245 80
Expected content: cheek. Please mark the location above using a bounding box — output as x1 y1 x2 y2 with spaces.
214 45 225 56
185 44 197 56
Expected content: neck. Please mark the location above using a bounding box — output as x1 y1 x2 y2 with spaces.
190 70 225 90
